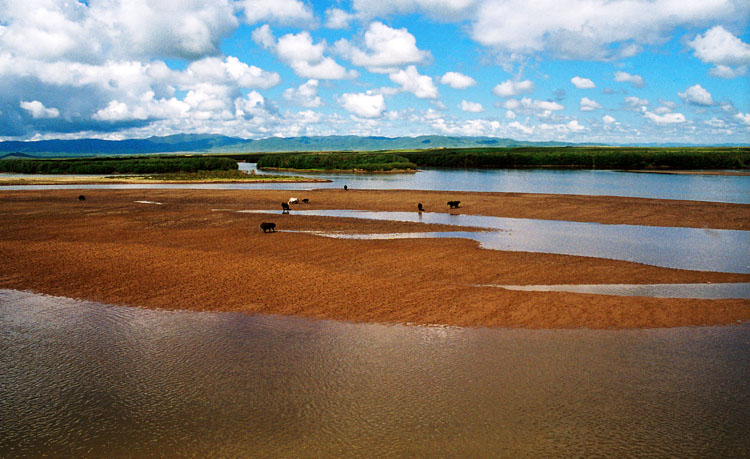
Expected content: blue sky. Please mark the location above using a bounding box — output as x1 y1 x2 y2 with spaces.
1 0 748 144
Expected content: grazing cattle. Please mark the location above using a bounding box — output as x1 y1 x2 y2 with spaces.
301 198 309 204
288 197 299 205
447 200 461 209
281 202 291 213
343 185 348 190
260 222 276 233
78 195 86 201
417 203 424 212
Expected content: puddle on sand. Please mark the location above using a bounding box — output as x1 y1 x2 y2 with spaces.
134 200 163 205
477 283 750 299
239 209 750 274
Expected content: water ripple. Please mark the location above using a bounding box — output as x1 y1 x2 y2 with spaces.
2 289 749 456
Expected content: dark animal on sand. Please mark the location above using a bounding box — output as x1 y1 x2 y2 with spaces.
78 195 85 201
281 202 290 214
417 203 424 212
260 222 276 233
447 200 460 209
343 185 348 190
302 198 309 204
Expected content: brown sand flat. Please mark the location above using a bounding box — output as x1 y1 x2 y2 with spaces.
1 189 748 329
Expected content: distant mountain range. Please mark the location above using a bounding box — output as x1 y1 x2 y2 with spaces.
0 135 570 158
0 134 744 159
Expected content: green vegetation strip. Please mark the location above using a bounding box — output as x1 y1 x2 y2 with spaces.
0 156 238 174
398 147 749 170
257 152 417 171
249 147 748 171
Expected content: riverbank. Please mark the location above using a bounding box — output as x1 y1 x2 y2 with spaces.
260 167 417 174
0 174 330 185
1 189 748 329
624 170 750 176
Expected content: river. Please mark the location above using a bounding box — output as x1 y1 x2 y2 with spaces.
1 290 748 457
1 163 748 203
1 166 749 456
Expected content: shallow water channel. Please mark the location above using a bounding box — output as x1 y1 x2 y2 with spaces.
240 209 750 274
3 163 749 203
481 283 750 299
1 290 748 457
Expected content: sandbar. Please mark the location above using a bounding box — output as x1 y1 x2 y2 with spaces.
1 188 748 329
0 175 329 185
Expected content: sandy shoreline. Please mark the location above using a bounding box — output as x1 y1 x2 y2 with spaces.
1 188 748 329
624 170 750 176
0 176 330 185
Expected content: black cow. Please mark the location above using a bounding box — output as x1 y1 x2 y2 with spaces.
302 198 309 204
78 195 86 201
417 203 424 212
260 222 276 233
447 200 461 209
281 202 291 213
343 185 348 190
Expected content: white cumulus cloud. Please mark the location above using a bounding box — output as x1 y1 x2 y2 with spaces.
253 26 356 80
338 92 386 118
734 113 750 126
186 56 280 89
678 84 715 106
645 111 686 124
460 100 484 112
389 65 438 99
508 121 533 135
20 100 60 119
351 0 478 20
503 97 563 111
689 26 750 78
567 120 585 132
571 76 595 89
492 79 534 97
335 22 430 73
469 0 744 60
283 79 323 108
432 118 501 136
237 0 314 26
440 72 476 89
580 97 603 111
0 0 239 62
614 71 645 88
325 8 354 29
625 96 649 107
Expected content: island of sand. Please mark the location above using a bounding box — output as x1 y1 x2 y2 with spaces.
1 188 748 329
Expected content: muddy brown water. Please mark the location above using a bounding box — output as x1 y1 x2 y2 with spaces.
1 289 748 457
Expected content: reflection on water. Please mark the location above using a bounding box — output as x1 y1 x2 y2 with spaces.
2 163 749 203
243 209 750 273
241 164 750 204
477 283 750 299
1 289 749 457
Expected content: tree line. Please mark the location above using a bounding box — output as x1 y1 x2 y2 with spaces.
0 156 238 174
397 147 749 169
257 153 417 171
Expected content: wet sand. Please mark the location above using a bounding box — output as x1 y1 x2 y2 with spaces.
1 189 748 329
